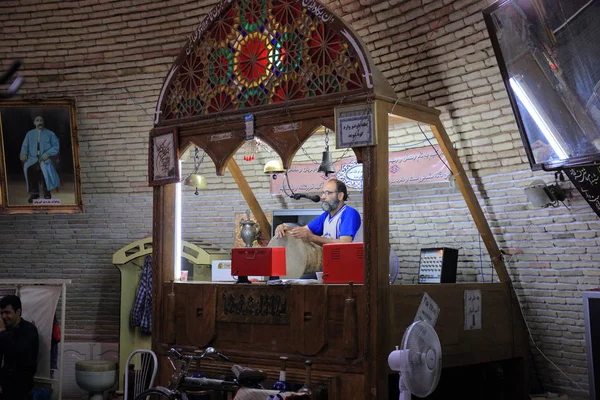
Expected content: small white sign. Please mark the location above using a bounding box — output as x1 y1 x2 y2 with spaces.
464 289 482 330
414 292 440 327
245 114 254 140
211 260 234 281
335 103 375 148
32 199 61 205
273 122 300 133
209 132 233 142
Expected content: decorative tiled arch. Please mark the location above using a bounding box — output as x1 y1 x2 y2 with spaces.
155 0 381 124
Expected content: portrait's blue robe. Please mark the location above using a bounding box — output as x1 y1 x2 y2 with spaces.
20 128 60 191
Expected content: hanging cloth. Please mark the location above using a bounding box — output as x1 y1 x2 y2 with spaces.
130 255 152 335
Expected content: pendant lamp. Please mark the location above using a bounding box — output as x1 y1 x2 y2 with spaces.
318 129 335 176
263 159 286 174
184 147 207 195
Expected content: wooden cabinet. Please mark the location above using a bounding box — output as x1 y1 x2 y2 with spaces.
154 282 528 398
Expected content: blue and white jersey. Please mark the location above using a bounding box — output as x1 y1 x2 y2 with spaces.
307 204 361 240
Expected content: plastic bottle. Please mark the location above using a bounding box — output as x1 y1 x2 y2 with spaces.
272 356 290 392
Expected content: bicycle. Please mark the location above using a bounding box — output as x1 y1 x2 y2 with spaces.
133 347 267 400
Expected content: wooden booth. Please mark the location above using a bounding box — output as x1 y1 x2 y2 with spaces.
148 1 529 399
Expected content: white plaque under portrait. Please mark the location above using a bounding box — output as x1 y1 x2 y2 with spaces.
334 103 376 149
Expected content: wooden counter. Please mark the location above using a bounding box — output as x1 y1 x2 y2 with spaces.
154 281 528 399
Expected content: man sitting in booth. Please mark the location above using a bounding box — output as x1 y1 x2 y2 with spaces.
274 179 361 244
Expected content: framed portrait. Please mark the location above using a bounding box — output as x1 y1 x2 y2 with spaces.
148 128 180 186
0 98 83 214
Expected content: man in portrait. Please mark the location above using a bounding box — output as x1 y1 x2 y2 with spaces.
19 116 60 203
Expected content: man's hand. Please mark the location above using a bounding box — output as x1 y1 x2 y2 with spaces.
274 224 288 239
289 226 312 241
41 153 49 161
19 154 27 162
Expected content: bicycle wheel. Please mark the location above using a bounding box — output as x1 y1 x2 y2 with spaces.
134 387 184 400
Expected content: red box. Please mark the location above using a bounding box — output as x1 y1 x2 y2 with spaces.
322 243 364 283
231 247 286 277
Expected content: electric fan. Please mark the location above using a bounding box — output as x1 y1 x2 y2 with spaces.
388 320 442 400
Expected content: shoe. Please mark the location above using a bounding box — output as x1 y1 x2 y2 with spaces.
44 191 51 199
28 194 40 203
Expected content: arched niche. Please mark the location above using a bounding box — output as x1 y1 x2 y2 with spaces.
152 0 395 173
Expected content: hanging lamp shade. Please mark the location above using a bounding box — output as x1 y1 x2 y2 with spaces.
184 147 208 194
184 173 207 189
263 159 286 174
318 129 336 176
317 148 335 176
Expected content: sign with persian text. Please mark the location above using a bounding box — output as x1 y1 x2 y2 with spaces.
269 145 450 194
335 103 375 148
464 289 482 330
414 292 440 327
217 286 291 324
565 165 600 218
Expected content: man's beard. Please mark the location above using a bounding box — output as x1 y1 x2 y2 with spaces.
322 197 340 212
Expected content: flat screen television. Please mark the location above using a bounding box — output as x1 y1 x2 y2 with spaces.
483 0 600 171
271 209 322 237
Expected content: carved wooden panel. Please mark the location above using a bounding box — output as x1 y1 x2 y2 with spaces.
292 285 327 355
174 283 217 347
217 285 291 324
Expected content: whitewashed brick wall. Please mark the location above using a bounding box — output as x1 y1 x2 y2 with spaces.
0 0 597 398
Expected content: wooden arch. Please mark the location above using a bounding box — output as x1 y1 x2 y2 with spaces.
152 0 394 174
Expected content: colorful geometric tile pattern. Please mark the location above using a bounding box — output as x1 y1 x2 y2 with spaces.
161 0 366 120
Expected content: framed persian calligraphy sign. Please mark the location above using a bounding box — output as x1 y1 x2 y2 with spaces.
148 128 180 186
564 165 600 218
334 103 376 149
217 286 291 324
0 98 83 214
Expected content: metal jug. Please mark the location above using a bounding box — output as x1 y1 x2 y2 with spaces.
239 218 259 247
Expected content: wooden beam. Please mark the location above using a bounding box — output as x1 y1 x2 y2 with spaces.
152 183 176 385
364 100 391 400
227 158 272 242
429 120 511 283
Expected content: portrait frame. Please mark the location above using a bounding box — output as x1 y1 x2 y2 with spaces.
0 98 83 214
148 127 180 186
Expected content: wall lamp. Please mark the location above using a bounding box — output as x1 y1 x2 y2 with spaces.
524 179 566 208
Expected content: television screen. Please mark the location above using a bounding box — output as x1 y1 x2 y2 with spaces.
483 0 600 170
271 209 322 237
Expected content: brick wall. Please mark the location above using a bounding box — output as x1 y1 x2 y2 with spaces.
0 0 598 398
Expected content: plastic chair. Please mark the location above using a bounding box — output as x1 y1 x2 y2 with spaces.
124 349 158 400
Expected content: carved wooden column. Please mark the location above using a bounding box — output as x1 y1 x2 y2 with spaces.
151 184 176 356
363 99 390 400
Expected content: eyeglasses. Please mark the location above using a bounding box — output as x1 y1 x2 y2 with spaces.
321 190 338 196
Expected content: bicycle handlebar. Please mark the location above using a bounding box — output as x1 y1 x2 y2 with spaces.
168 347 230 362
183 376 240 392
